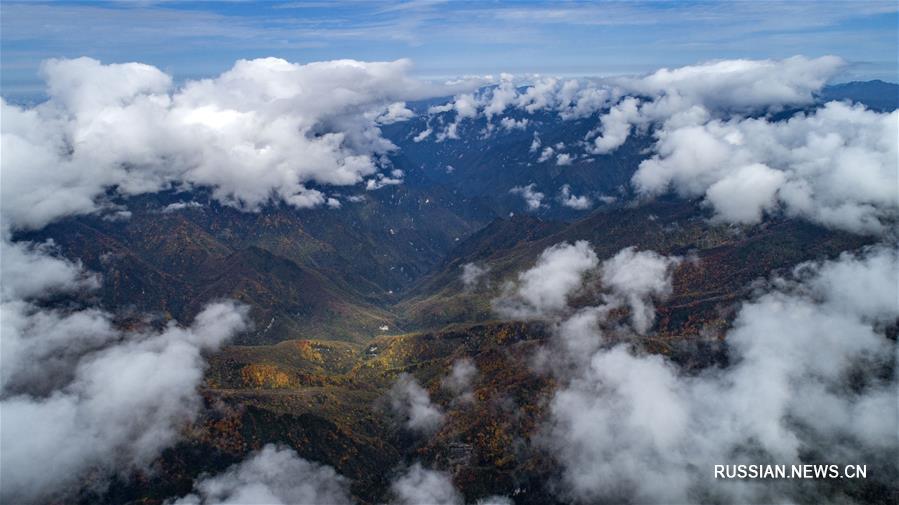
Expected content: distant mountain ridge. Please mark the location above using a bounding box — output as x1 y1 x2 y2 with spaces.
18 80 894 344
819 79 899 111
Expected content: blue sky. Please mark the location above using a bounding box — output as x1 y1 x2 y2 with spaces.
2 0 896 101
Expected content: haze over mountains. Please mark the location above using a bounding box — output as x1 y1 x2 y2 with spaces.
1 55 897 505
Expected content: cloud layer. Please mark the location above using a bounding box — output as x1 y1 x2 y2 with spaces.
633 101 898 233
1 56 482 230
499 241 898 503
0 234 249 504
494 240 598 319
391 463 512 505
170 444 351 505
1 299 249 503
388 373 445 435
415 56 897 233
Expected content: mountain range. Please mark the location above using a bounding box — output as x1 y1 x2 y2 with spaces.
10 79 897 505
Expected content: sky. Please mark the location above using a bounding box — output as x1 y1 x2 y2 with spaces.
1 0 897 102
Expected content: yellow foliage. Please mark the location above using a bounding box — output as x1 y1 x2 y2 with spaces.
240 363 292 388
294 340 324 363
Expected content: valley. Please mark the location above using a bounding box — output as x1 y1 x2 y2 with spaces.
7 78 896 505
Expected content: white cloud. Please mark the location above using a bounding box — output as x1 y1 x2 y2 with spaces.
430 57 843 133
551 305 611 359
460 262 489 289
427 75 618 126
613 55 844 113
170 444 351 505
390 464 462 505
390 463 511 505
704 163 786 224
509 183 545 211
500 117 528 130
599 247 680 334
555 153 572 166
483 76 520 119
544 245 898 503
1 299 249 504
413 128 432 142
0 239 99 302
536 146 554 162
411 57 897 235
162 201 203 213
453 93 480 119
1 56 482 231
529 133 541 152
634 101 898 233
558 184 591 210
377 102 416 124
493 243 679 360
366 172 404 190
589 57 845 154
0 226 250 505
442 358 477 404
388 373 445 435
494 241 598 319
588 96 642 154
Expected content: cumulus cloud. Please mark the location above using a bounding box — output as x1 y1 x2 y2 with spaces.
366 170 404 190
403 56 896 235
0 239 99 302
424 57 843 143
0 227 250 505
170 444 351 505
442 358 478 404
507 76 617 119
162 201 203 213
536 146 554 162
599 247 680 334
544 245 898 503
551 305 613 360
415 55 889 244
0 56 483 231
421 75 620 140
390 463 511 505
588 56 846 154
413 127 432 142
388 373 445 435
558 184 592 210
703 163 786 224
555 153 573 166
614 56 844 113
633 101 898 233
546 55 899 235
500 117 528 131
589 96 642 154
377 102 416 124
460 262 489 289
1 298 249 504
509 183 545 211
391 463 462 505
494 241 598 319
494 242 679 361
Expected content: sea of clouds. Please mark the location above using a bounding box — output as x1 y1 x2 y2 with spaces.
1 54 896 504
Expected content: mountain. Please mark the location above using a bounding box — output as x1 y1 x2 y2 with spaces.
19 81 894 345
16 79 896 505
395 198 872 333
46 192 876 504
381 108 649 220
21 183 494 343
819 80 899 112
